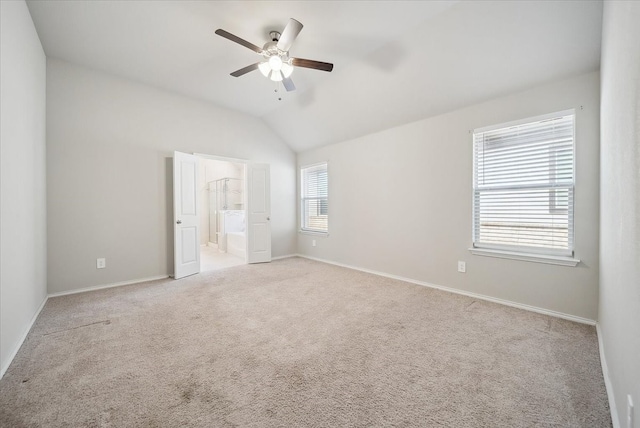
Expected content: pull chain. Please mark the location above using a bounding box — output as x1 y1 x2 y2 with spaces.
274 81 282 101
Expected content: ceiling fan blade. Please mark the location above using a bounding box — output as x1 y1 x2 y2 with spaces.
282 77 296 92
215 29 262 53
292 58 334 72
276 18 303 52
230 63 260 77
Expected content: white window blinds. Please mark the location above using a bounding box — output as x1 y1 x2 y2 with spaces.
301 163 328 233
473 112 575 256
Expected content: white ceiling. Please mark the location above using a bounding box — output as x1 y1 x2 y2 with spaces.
26 1 602 152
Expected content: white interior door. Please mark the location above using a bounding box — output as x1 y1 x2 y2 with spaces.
247 163 271 263
173 151 200 279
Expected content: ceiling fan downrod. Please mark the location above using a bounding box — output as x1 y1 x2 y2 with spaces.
269 31 280 42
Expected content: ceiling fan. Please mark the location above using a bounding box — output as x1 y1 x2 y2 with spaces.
215 18 334 92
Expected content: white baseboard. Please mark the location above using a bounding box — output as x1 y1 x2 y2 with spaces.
1 295 48 379
48 275 169 298
596 323 620 428
296 254 596 326
299 254 614 424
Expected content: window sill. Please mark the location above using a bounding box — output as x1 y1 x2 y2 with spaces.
468 248 580 267
299 230 329 237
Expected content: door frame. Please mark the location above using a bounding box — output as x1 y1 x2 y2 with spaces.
194 153 249 266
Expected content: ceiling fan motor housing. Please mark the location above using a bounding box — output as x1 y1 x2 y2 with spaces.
262 39 291 74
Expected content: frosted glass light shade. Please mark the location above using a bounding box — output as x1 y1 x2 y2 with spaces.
268 56 283 71
259 57 293 82
281 62 293 78
270 70 283 82
258 62 271 77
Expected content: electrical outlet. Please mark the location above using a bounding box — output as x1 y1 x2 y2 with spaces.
312 239 316 247
628 395 634 428
457 261 466 273
96 258 106 269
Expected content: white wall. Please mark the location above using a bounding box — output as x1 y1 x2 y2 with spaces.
599 1 640 425
0 1 48 375
298 72 600 321
46 59 296 294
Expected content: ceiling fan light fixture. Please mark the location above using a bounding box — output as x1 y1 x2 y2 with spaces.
281 62 293 78
258 61 271 77
270 70 284 82
268 56 283 71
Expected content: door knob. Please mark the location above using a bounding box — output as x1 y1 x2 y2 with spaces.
267 217 270 221
176 220 182 224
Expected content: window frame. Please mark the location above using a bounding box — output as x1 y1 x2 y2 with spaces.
300 162 329 235
469 110 580 266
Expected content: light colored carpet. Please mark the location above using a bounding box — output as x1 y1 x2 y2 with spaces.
0 257 611 427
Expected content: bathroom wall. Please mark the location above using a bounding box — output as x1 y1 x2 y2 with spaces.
198 158 244 245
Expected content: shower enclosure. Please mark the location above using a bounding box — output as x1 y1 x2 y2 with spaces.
208 177 244 248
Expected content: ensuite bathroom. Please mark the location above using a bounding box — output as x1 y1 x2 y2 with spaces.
198 157 246 271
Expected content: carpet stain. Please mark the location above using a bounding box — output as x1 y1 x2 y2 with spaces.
181 387 195 402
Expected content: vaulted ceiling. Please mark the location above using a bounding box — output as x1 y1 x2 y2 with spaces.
26 1 603 152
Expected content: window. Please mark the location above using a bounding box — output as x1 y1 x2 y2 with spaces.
472 111 575 259
301 162 328 233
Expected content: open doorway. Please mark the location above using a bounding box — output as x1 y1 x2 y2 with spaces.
197 156 247 272
173 151 271 278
